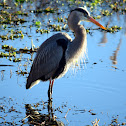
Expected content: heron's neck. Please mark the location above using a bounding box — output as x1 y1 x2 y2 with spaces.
68 17 86 39
74 24 86 40
69 21 87 43
66 13 87 64
66 23 87 64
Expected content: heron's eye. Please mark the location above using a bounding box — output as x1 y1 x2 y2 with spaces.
82 10 89 17
83 12 88 17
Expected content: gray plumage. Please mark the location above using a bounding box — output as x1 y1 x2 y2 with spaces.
26 7 105 91
26 33 72 89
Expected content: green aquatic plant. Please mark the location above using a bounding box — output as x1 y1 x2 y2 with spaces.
35 21 41 28
0 52 9 57
15 0 26 3
31 7 55 14
10 52 16 57
0 9 27 25
35 21 41 26
20 34 24 39
9 58 12 61
44 7 55 13
0 30 24 40
107 25 122 33
13 11 28 16
0 35 8 40
9 35 14 40
0 51 16 57
101 10 113 16
40 29 50 34
93 15 102 19
36 29 50 34
19 47 38 53
48 24 62 31
2 45 16 51
58 17 64 22
13 58 21 62
16 70 28 75
86 29 90 33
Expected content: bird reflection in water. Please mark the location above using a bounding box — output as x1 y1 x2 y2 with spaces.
110 38 122 65
24 100 64 126
99 31 107 45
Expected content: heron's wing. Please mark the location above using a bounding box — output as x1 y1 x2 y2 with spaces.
26 42 63 89
26 33 72 89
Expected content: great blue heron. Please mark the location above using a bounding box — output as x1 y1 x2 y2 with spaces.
26 7 106 99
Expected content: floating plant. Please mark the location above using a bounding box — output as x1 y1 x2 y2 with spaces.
107 25 122 33
31 7 55 14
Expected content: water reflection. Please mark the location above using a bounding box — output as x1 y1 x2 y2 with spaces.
0 70 5 81
99 18 111 46
99 31 107 45
99 11 125 65
24 100 64 126
110 38 122 65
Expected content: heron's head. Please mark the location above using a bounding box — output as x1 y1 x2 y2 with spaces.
69 7 106 30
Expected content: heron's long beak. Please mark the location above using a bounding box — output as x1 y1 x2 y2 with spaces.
88 16 106 30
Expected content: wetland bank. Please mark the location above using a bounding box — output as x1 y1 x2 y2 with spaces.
0 0 126 125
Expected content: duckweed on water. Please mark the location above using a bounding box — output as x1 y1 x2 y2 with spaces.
58 17 64 23
13 58 21 62
0 35 8 40
107 25 122 33
109 2 126 13
48 24 62 31
86 29 90 33
101 10 113 16
0 9 27 24
44 7 55 13
40 29 50 34
15 0 26 3
0 44 38 62
13 11 28 16
19 47 38 53
0 30 24 40
0 34 24 40
31 7 55 14
0 51 16 57
16 70 28 75
2 45 16 51
95 15 102 19
35 21 41 27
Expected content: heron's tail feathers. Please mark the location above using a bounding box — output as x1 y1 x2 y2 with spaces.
26 79 40 89
26 71 40 89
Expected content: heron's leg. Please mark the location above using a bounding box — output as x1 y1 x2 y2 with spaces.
48 79 54 100
48 99 53 120
50 80 54 94
48 79 52 100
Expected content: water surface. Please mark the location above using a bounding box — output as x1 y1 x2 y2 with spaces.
0 0 126 125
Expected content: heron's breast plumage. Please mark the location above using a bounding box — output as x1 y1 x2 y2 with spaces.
65 30 87 67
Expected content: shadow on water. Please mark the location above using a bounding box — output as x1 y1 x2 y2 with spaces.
24 100 64 126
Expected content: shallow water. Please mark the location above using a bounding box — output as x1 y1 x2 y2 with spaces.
0 0 126 125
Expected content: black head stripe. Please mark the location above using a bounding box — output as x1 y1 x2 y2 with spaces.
71 8 88 16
